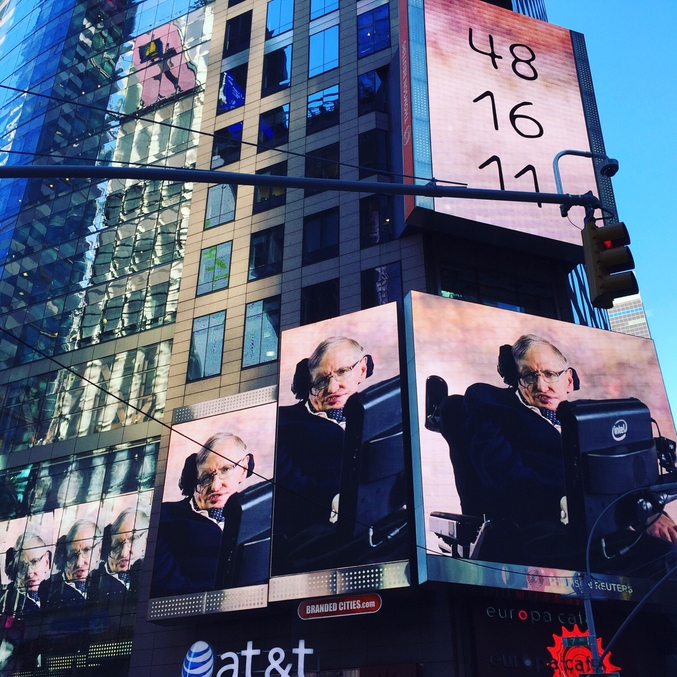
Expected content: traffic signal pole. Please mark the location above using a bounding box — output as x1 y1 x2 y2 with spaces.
0 163 602 211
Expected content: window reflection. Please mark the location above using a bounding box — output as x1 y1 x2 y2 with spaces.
0 342 171 455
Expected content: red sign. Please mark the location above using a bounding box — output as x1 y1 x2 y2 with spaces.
298 594 382 620
547 625 620 676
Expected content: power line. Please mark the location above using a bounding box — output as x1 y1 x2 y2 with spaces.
0 82 465 188
0 321 669 587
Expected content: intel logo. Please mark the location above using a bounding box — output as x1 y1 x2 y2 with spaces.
182 642 214 677
612 419 628 442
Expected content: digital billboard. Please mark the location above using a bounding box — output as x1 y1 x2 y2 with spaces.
148 304 410 618
269 303 409 600
150 399 276 610
405 291 677 601
402 0 599 245
0 441 157 673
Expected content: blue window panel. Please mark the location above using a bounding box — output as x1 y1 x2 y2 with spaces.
242 297 280 368
211 121 244 169
217 65 247 113
266 0 294 38
307 85 339 134
309 26 339 77
358 68 387 115
310 0 338 20
204 184 237 229
187 311 226 381
262 45 292 96
357 5 390 58
258 104 290 150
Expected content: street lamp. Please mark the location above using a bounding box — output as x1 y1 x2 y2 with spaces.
552 149 618 217
552 149 636 309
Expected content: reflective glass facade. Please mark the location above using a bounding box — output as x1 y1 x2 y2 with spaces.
0 0 215 672
0 3 212 371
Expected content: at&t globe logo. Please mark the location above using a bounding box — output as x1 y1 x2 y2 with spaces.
182 641 214 677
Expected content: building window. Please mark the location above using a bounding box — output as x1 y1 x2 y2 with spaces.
301 279 339 325
253 161 287 213
242 296 280 367
197 242 232 295
248 225 284 281
223 11 252 57
439 266 558 318
309 25 339 78
358 128 388 178
266 0 294 38
258 104 290 151
358 67 388 115
361 262 402 309
305 143 339 197
217 64 247 113
262 45 292 96
357 5 390 58
360 194 393 247
187 311 226 381
205 184 237 229
307 85 339 135
212 122 243 168
311 0 338 20
303 207 339 265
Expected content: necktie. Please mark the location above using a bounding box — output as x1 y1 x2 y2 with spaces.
208 508 224 523
539 407 560 426
325 407 345 423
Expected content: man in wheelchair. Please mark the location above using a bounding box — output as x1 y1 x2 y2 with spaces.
426 334 677 573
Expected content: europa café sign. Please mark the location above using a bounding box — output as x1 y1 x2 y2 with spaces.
548 626 620 677
298 594 382 620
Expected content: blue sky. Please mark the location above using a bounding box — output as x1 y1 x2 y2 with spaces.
547 0 677 415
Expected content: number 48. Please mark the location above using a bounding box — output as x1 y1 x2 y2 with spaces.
469 28 538 81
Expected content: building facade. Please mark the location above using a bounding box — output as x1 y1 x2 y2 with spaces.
0 0 674 675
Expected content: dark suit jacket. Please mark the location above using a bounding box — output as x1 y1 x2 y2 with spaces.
38 573 87 610
151 498 223 597
0 586 40 617
88 560 141 613
273 402 345 542
462 383 566 529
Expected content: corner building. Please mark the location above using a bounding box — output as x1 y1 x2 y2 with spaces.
0 0 674 675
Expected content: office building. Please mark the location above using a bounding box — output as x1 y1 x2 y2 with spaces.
0 0 673 675
608 293 651 339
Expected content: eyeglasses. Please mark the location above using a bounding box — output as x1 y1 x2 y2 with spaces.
110 530 148 555
310 359 362 394
196 457 248 490
66 543 98 564
17 552 48 572
518 368 568 387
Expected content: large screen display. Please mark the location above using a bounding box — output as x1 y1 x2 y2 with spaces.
406 292 677 601
149 303 410 617
150 401 276 606
0 441 157 673
408 0 598 245
270 303 409 598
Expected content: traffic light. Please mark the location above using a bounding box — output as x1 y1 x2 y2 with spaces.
581 219 638 309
